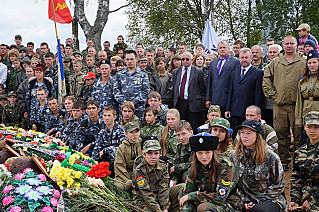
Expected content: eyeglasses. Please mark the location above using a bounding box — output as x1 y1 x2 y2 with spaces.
181 58 191 61
209 105 220 109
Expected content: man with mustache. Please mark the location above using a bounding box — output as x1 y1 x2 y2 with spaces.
251 45 266 69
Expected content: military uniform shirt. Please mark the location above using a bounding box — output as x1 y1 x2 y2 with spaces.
68 72 86 98
2 102 22 127
44 108 67 133
290 141 319 211
92 122 126 161
91 77 117 112
132 158 170 211
29 103 49 132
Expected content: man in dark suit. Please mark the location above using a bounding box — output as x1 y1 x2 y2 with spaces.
172 52 206 132
225 48 264 137
205 41 241 116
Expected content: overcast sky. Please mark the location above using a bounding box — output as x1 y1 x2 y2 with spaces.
0 0 128 52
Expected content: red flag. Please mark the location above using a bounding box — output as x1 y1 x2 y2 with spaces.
48 0 73 24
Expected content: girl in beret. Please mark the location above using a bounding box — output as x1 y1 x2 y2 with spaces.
179 133 241 211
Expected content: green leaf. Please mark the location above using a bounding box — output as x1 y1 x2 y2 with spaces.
14 194 26 205
13 179 24 185
28 200 41 212
42 196 50 206
26 171 35 178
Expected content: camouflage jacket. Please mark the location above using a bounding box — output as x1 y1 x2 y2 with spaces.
180 157 242 211
165 128 180 164
82 66 96 74
118 115 140 128
74 117 105 152
44 108 67 134
2 102 22 127
29 103 50 133
7 68 21 92
62 114 88 148
290 141 319 210
157 104 168 126
113 67 150 117
114 138 142 186
78 84 93 106
229 147 287 211
25 77 55 110
140 121 164 141
172 143 192 183
113 42 128 53
92 122 126 162
68 72 86 98
132 158 170 211
45 65 59 97
91 77 117 112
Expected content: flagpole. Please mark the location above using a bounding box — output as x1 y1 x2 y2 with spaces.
50 0 59 40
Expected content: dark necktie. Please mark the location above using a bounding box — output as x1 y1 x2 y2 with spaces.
217 58 224 75
179 68 188 100
240 69 246 79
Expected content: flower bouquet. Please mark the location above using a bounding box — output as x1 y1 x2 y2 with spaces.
0 168 69 212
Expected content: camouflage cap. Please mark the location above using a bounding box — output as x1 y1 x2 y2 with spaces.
124 121 140 132
0 94 7 99
7 91 17 97
208 105 221 114
304 111 319 125
72 51 82 56
138 55 147 61
64 57 71 62
211 118 230 131
143 139 161 153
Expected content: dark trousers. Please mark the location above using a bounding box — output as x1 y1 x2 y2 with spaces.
250 201 280 212
262 108 273 127
230 116 245 139
176 99 201 133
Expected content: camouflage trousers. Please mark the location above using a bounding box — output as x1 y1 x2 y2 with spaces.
133 183 183 212
181 199 238 212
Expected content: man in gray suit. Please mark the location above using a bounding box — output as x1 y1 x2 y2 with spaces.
172 52 206 132
205 41 241 117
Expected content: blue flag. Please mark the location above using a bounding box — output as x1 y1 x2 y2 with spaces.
57 39 66 103
202 19 220 56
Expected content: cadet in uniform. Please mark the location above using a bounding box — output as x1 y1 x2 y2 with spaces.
92 106 126 176
68 59 86 98
2 91 22 127
209 118 234 156
113 50 150 119
295 50 319 126
113 35 128 54
78 72 96 107
229 120 287 212
179 133 241 211
132 138 182 212
75 100 105 156
0 94 7 123
140 107 164 140
114 121 142 189
171 120 193 185
45 97 67 135
91 60 117 113
29 86 49 132
118 101 140 127
289 111 319 211
62 102 87 148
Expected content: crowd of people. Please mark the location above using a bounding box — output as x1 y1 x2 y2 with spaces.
0 22 318 211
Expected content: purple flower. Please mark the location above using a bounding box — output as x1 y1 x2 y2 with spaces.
82 160 89 166
26 178 42 186
36 186 53 195
24 189 43 201
15 184 32 195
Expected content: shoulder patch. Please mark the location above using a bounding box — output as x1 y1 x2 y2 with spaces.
136 176 145 187
298 76 303 81
217 185 229 199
